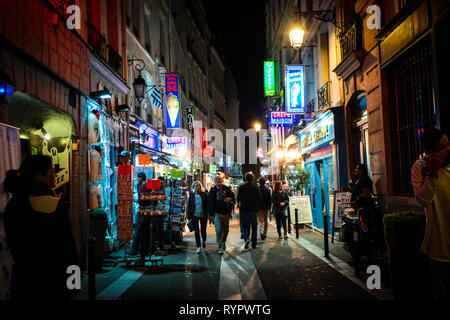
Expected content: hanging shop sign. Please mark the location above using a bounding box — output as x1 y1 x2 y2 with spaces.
270 112 293 125
140 126 160 151
171 169 185 179
285 65 305 114
117 164 133 241
210 164 217 174
264 61 277 97
165 73 180 129
166 137 187 148
182 105 195 136
299 111 335 154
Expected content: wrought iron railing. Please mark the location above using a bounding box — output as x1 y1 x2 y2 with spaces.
306 98 316 113
48 0 74 19
339 22 362 60
107 45 123 77
318 82 331 110
87 22 106 59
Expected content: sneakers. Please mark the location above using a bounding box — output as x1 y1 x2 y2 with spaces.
244 240 250 249
195 247 201 254
278 235 282 240
252 245 258 249
284 233 288 240
218 247 224 255
202 240 206 249
261 234 266 240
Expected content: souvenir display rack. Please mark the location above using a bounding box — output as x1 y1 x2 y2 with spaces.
168 177 187 242
126 178 170 266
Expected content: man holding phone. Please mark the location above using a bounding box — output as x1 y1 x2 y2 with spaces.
411 128 450 300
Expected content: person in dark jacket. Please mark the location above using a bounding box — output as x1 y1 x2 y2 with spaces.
272 181 290 240
237 172 262 249
187 181 209 254
258 177 272 240
3 155 79 300
130 172 148 256
350 164 373 209
208 174 235 255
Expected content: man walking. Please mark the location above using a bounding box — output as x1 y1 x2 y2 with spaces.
237 172 262 249
208 174 235 255
411 128 450 300
350 164 373 209
258 177 272 240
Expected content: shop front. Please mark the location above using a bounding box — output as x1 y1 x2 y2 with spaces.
87 98 128 249
298 108 348 232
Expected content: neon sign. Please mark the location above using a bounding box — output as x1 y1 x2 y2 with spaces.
264 61 277 97
165 73 180 128
270 112 293 125
285 65 305 114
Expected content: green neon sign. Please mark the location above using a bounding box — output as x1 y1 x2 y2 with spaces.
264 61 277 97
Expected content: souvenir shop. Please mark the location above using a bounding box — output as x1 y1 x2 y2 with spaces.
298 108 348 232
87 98 128 248
130 126 190 251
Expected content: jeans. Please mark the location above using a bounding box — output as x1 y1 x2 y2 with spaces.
242 212 258 247
192 216 207 248
138 215 151 257
275 214 287 236
214 214 230 249
258 210 269 237
428 257 450 300
131 214 144 253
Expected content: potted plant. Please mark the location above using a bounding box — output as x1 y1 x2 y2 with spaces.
89 208 108 272
285 166 308 195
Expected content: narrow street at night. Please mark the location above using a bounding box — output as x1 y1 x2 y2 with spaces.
1 0 449 314
76 215 389 301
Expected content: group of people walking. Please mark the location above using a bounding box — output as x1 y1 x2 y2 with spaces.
187 172 291 255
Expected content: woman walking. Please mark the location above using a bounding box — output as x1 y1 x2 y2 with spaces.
272 181 290 240
3 155 79 300
187 181 209 254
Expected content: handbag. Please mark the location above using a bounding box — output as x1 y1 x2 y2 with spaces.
187 220 194 232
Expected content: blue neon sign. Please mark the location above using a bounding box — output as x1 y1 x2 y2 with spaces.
285 65 305 114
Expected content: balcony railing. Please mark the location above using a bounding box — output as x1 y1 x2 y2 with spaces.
48 0 74 19
87 22 106 59
306 98 316 113
107 45 123 77
318 82 331 111
339 22 362 60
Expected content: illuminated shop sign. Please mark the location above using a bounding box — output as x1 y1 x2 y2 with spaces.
285 65 305 114
299 111 335 154
140 127 160 151
165 73 180 129
210 164 217 174
166 137 187 148
264 61 277 97
270 112 293 125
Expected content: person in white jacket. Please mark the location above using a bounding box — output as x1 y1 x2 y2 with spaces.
411 128 450 300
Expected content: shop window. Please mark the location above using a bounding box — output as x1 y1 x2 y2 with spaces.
387 38 435 196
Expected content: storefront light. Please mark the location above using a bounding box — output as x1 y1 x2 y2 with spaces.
0 69 15 104
90 88 112 100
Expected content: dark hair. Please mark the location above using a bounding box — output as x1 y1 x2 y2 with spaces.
3 155 53 193
421 129 444 152
259 177 265 185
245 172 254 182
274 181 282 192
356 163 367 174
137 172 147 180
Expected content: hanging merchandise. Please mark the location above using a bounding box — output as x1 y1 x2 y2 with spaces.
117 164 133 241
168 177 187 237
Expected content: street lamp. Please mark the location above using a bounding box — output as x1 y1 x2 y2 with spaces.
254 122 262 132
289 25 305 50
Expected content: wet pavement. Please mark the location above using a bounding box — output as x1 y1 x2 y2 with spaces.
77 214 392 300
